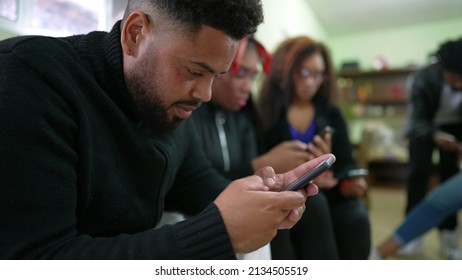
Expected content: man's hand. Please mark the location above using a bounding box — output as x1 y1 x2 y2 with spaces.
215 154 334 253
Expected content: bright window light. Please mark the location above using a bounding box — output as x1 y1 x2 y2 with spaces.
29 0 107 36
0 0 18 22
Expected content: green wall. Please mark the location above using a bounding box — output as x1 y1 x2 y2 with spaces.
0 28 17 40
256 0 327 52
255 1 462 72
327 17 462 71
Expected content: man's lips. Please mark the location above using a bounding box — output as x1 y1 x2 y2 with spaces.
174 102 201 119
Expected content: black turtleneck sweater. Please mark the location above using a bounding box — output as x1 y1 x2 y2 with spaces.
0 22 235 259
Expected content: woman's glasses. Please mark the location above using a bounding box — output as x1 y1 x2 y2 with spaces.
234 65 260 81
296 67 325 82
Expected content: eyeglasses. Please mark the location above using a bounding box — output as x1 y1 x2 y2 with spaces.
295 67 325 82
233 65 260 81
231 36 272 76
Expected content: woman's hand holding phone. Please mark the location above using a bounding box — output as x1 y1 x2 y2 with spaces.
339 169 369 197
304 126 335 189
306 127 333 159
340 177 368 197
312 170 338 189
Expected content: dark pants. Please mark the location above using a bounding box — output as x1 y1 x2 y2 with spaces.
270 192 339 260
406 131 459 231
271 190 371 260
324 189 371 260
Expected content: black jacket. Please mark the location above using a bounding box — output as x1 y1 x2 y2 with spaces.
0 23 234 259
404 63 444 139
189 101 259 180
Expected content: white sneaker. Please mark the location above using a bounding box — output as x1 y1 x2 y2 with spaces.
368 247 383 260
396 238 424 257
439 230 458 258
447 248 462 260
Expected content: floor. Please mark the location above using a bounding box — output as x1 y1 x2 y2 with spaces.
367 184 447 260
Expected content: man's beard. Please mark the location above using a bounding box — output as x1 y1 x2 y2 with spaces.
127 76 183 135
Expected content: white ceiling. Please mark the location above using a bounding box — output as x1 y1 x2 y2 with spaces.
306 0 462 35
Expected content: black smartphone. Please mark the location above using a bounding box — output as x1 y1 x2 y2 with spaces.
283 155 336 192
319 126 335 138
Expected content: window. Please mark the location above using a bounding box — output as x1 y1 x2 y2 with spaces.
0 0 18 22
30 0 102 35
0 0 127 37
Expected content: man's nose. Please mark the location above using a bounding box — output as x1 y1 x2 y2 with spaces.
191 79 213 102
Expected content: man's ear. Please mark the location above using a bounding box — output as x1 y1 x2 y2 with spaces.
120 12 150 57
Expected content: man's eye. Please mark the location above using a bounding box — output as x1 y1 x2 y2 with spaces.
188 69 203 77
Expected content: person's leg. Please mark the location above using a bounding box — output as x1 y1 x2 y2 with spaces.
436 147 459 231
405 136 434 213
329 197 371 259
394 173 462 245
270 229 296 259
397 136 435 255
290 192 339 259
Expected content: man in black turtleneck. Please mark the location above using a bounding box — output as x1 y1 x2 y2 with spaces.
0 0 326 260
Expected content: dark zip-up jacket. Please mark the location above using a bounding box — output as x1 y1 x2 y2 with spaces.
189 101 259 180
0 22 234 259
404 63 445 139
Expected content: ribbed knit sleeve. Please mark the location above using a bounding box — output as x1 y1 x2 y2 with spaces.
173 204 237 259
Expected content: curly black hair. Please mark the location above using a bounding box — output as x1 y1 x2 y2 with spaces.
123 0 264 40
437 38 462 75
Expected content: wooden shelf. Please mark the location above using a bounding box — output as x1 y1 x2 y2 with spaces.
338 68 417 171
357 97 407 105
339 68 417 78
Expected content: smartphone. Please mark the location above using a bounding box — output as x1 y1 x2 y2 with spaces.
283 155 336 192
346 168 369 178
319 126 335 138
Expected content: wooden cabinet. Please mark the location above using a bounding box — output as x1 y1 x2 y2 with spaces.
337 68 417 183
